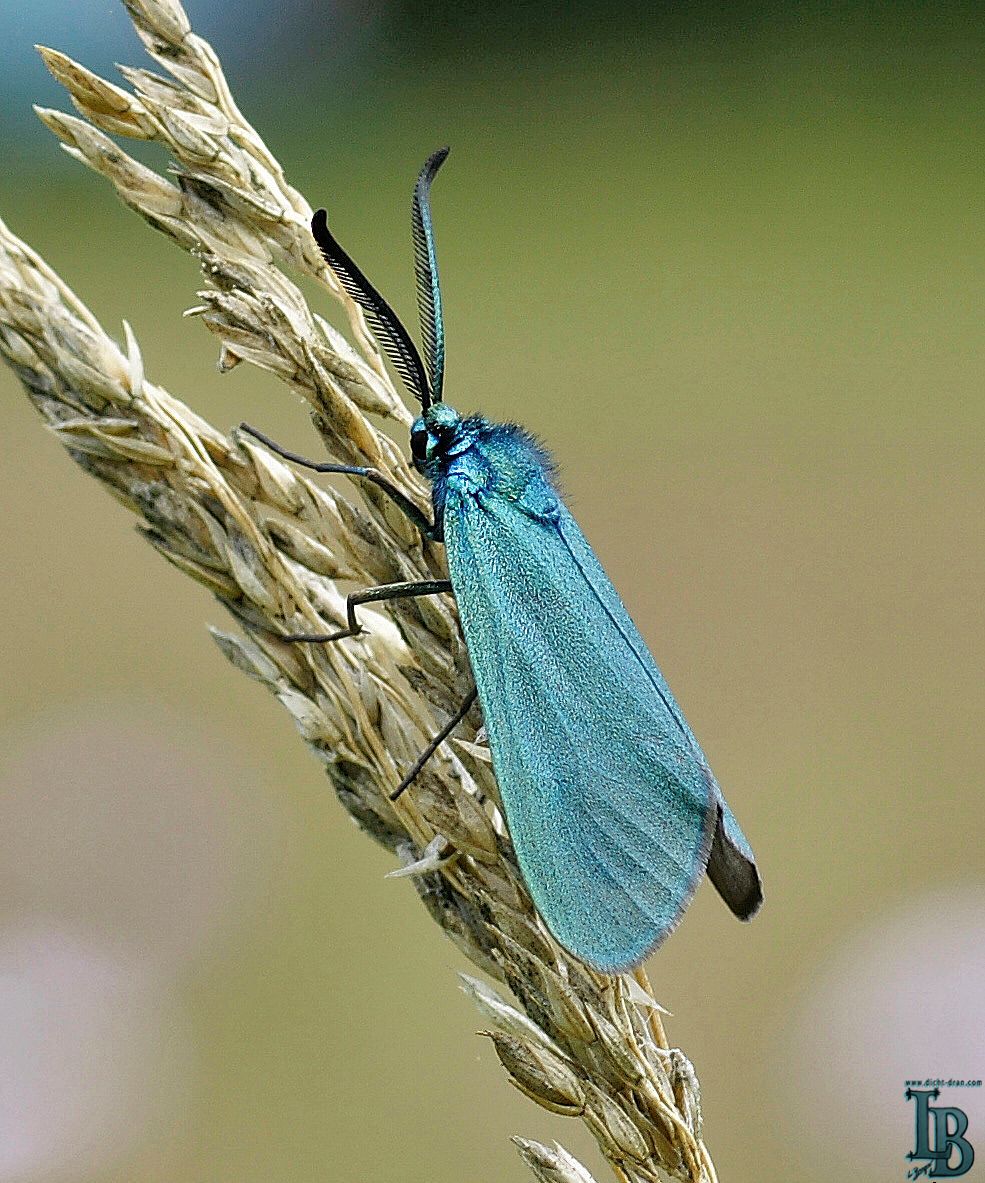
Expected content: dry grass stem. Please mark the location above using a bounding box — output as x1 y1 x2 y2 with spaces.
1 3 722 1180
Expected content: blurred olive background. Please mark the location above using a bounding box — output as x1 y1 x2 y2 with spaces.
2 3 984 1181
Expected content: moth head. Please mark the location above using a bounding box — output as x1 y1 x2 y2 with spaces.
411 403 463 473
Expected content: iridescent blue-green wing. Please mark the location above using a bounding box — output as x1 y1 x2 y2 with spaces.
553 504 763 924
444 488 723 971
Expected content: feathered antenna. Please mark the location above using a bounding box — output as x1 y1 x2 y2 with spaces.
411 147 450 404
311 208 432 408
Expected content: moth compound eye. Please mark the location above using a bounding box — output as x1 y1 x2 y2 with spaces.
410 425 428 466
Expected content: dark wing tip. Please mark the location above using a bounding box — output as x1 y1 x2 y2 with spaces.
707 804 763 921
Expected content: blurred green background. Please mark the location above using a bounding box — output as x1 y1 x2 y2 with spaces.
2 3 984 1181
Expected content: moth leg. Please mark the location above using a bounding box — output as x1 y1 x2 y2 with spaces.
390 686 479 802
239 422 438 540
284 579 452 644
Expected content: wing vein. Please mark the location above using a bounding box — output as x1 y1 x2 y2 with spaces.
554 520 691 743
